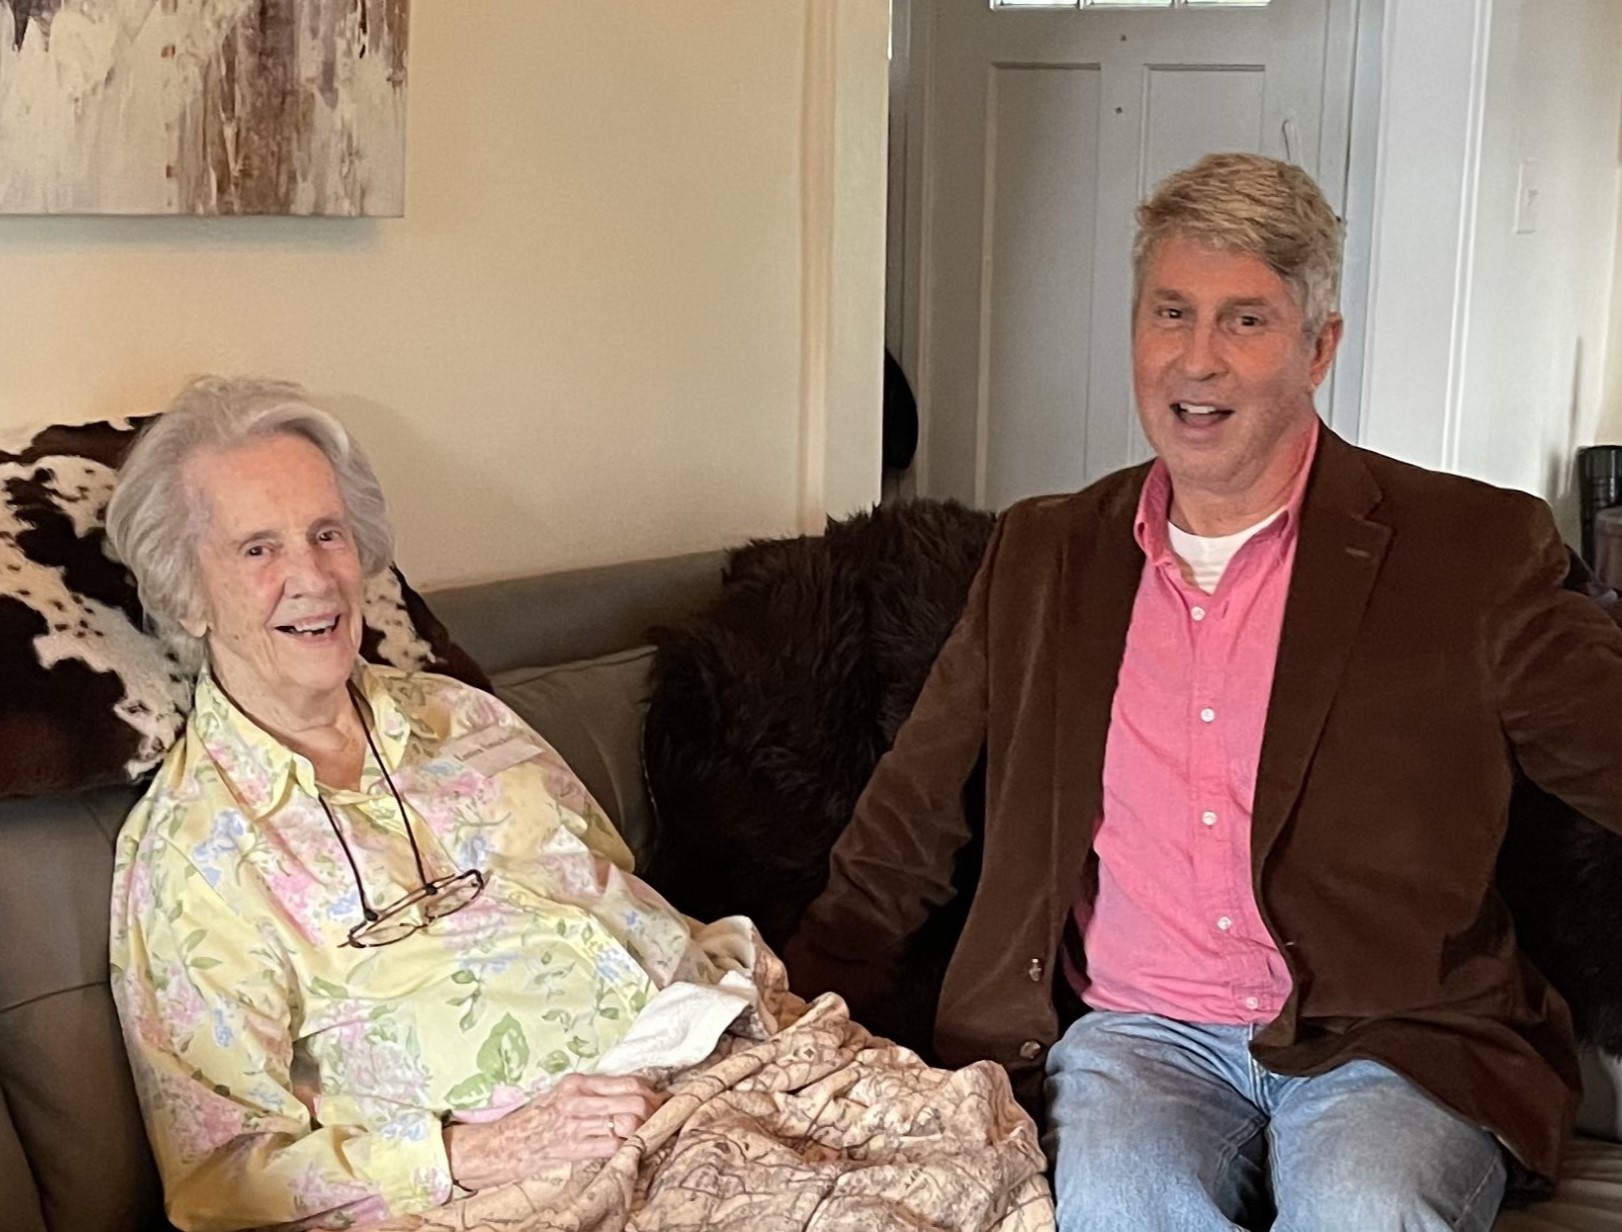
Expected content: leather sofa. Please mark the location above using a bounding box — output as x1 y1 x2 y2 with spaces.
3 550 1620 1232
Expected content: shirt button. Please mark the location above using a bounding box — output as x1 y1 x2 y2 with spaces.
1018 1040 1044 1060
1191 606 1207 622
1201 811 1218 827
1244 996 1260 1010
1026 957 1044 982
1199 707 1216 723
1217 916 1233 931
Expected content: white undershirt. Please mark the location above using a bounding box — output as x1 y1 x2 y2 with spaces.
1167 508 1284 594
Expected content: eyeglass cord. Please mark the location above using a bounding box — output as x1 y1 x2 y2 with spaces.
316 680 438 924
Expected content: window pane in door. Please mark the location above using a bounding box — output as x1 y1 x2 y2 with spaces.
996 0 1267 8
1083 0 1266 6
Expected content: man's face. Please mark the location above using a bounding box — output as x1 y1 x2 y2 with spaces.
184 434 366 719
1133 237 1341 505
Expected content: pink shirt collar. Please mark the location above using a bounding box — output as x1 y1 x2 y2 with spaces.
1133 418 1322 569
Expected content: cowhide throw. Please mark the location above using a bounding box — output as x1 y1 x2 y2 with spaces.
644 503 1622 1055
0 416 488 799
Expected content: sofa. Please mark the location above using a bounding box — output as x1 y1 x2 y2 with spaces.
2 549 1620 1232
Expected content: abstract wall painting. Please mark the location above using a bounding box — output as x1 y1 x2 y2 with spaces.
0 1 408 215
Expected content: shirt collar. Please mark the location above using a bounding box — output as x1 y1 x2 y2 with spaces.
1133 417 1322 568
190 662 421 819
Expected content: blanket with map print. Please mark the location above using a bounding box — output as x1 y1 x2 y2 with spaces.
369 943 1056 1232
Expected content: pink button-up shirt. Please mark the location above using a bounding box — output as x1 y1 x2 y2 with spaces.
1072 427 1319 1025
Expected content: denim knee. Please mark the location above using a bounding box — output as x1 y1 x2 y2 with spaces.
1053 1160 1239 1232
1272 1145 1506 1232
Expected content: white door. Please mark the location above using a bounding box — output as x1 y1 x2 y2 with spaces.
908 0 1361 509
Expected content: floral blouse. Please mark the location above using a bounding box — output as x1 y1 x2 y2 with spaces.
109 666 701 1232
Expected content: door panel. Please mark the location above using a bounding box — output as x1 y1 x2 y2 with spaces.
915 0 1358 507
983 67 1104 507
1143 68 1267 190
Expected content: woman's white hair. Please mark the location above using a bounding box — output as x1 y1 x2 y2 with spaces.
1133 153 1345 337
105 376 394 671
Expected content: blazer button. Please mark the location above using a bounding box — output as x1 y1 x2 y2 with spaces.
1026 957 1044 982
1019 1040 1043 1060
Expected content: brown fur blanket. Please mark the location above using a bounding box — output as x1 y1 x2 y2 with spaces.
642 501 995 952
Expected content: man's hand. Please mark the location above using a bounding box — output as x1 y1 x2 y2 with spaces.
443 1073 665 1191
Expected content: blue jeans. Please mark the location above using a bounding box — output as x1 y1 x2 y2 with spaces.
1043 1011 1507 1231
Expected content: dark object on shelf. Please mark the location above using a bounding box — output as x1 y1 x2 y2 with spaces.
1577 445 1622 565
883 350 919 472
1595 507 1622 593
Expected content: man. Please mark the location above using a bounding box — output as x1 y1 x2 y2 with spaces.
784 153 1622 1229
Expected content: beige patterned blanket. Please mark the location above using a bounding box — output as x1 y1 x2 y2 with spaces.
370 946 1055 1232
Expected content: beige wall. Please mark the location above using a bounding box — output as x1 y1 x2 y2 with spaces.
0 0 888 588
1450 0 1622 527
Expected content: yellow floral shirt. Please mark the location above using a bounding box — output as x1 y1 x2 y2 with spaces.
109 666 701 1232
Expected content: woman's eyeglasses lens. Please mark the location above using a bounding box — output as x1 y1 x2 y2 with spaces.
345 868 486 948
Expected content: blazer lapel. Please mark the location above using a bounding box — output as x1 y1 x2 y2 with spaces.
1054 468 1150 854
1251 430 1392 870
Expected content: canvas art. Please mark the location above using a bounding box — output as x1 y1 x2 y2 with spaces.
0 0 408 215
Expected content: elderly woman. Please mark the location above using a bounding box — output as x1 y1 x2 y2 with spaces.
105 378 713 1231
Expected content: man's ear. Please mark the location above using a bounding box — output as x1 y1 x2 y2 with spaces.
1309 314 1345 389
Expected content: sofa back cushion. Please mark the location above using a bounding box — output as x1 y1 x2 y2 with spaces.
492 647 660 868
0 785 170 1232
427 553 725 678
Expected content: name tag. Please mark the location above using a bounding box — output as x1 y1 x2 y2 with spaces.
441 727 544 777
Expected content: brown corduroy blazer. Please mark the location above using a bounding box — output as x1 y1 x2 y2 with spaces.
786 427 1622 1184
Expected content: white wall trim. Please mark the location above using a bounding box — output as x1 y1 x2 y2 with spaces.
799 0 837 532
1328 0 1380 443
1356 0 1495 470
972 63 1001 511
1439 0 1493 473
800 0 888 530
903 1 936 496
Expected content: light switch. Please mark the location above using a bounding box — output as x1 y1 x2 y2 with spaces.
1514 159 1542 234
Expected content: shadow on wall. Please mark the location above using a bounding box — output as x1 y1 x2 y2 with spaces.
0 215 384 255
1548 335 1589 546
325 394 542 589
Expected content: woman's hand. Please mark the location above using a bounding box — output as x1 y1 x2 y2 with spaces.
443 1073 666 1191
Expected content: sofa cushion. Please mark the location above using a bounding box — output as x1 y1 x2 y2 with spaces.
1577 1049 1622 1143
0 784 171 1232
0 1082 47 1232
1494 1137 1622 1230
492 647 659 869
0 415 488 799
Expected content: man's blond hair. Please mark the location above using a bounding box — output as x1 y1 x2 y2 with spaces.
1133 153 1345 336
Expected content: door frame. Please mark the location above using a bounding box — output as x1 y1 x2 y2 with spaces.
1353 0 1493 475
887 0 1382 498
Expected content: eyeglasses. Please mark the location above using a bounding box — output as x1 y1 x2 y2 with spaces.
318 682 486 948
338 867 485 948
